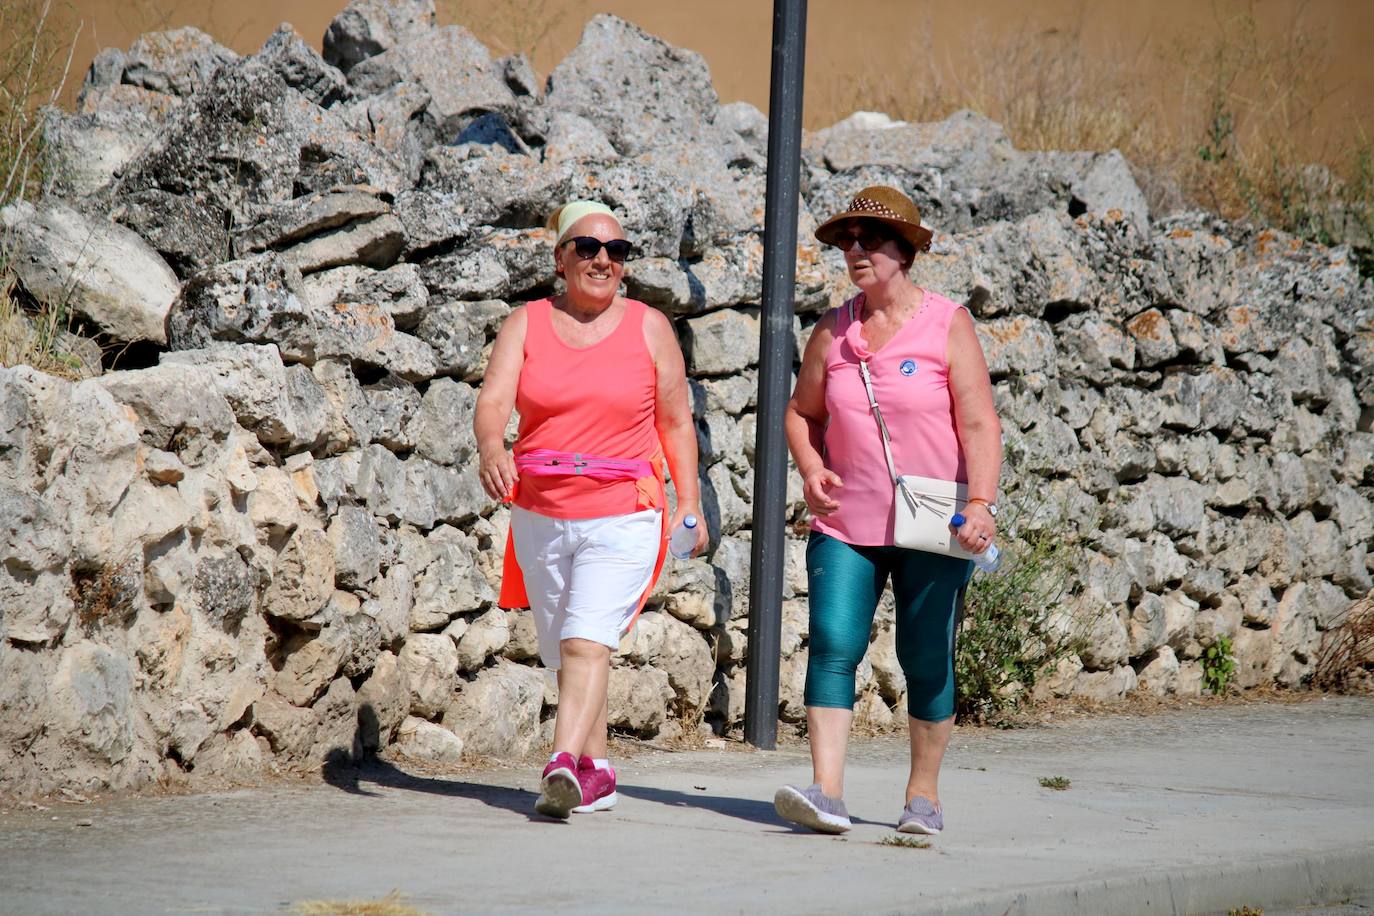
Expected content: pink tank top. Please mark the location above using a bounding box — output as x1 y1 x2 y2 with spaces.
812 290 968 546
513 298 660 519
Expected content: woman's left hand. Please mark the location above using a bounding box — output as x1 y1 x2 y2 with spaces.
952 503 997 553
669 503 709 558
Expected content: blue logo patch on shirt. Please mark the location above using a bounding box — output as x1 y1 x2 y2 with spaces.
899 359 918 376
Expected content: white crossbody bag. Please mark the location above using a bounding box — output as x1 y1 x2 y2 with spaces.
856 356 976 561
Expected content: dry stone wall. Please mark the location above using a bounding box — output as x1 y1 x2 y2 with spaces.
1 2 1371 795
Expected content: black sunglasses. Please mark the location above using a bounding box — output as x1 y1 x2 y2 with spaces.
563 236 633 263
831 221 896 252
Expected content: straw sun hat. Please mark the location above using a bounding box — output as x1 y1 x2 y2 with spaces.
813 185 934 253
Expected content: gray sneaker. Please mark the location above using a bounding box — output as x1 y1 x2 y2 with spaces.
774 783 852 834
897 796 943 835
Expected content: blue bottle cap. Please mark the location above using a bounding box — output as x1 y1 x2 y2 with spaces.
950 513 966 528
683 514 697 528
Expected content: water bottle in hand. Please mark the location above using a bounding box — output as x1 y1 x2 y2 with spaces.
950 512 1002 573
669 514 700 559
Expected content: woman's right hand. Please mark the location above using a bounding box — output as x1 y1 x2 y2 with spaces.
479 443 518 502
802 468 844 516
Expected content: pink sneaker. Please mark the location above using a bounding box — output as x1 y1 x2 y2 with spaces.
535 752 582 819
572 756 618 813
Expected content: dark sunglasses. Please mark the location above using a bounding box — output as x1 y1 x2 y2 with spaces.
563 236 633 262
831 221 896 252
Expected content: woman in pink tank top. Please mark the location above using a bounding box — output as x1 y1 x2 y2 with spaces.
773 187 1004 837
473 200 707 820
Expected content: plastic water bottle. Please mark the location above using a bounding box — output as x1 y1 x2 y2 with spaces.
950 512 1002 573
669 514 700 559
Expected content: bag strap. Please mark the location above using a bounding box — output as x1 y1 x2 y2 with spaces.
857 359 900 487
851 300 919 513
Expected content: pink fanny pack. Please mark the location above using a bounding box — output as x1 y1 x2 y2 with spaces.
514 449 653 482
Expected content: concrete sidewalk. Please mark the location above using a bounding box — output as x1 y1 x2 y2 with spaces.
3 697 1372 915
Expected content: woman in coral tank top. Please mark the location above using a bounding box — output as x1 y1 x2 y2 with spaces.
474 200 707 820
774 187 1003 837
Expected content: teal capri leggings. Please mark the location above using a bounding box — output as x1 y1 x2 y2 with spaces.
805 530 973 722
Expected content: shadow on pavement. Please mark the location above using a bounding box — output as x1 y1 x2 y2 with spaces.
617 783 785 828
321 749 814 829
615 784 882 831
321 750 545 822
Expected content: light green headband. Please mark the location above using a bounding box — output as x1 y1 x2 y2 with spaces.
552 200 618 243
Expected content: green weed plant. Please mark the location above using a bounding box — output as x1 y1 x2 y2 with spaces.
1202 634 1237 695
955 492 1090 723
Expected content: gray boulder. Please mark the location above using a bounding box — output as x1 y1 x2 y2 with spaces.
810 110 1066 226
117 61 404 226
261 524 335 624
545 15 721 157
607 664 674 735
686 308 759 376
160 345 325 451
409 377 478 466
108 189 229 276
236 185 392 254
254 24 352 107
167 253 436 380
324 0 436 74
1 199 179 344
121 27 239 97
348 26 515 141
1068 149 1149 235
42 106 162 198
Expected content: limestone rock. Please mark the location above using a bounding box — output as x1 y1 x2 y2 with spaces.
442 661 544 758
328 506 383 590
618 612 714 714
607 664 674 735
1069 149 1149 234
118 61 404 225
686 309 759 377
1137 646 1181 696
251 691 318 759
399 632 459 719
43 106 163 199
1079 609 1130 670
274 625 350 706
393 715 464 763
262 525 335 623
167 253 435 380
354 648 406 747
455 608 511 672
1073 664 1139 702
311 676 363 762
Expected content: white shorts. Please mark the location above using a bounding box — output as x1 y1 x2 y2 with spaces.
509 506 662 669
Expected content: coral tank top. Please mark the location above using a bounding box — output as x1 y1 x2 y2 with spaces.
512 297 661 519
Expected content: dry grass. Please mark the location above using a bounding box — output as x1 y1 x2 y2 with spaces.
1312 594 1374 693
821 1 1372 256
1 0 78 204
71 560 139 629
0 252 86 379
438 0 569 62
1 0 85 377
291 893 429 916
